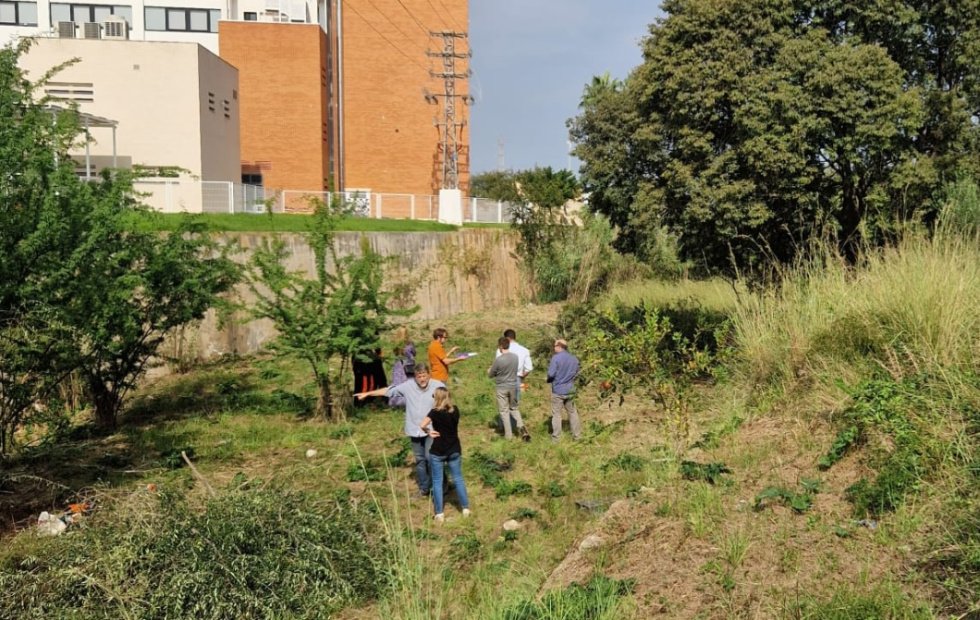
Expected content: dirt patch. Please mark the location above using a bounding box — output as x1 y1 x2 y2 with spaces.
540 408 915 618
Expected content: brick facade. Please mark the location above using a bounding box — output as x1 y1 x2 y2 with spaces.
219 1 469 197
338 0 469 196
219 22 333 192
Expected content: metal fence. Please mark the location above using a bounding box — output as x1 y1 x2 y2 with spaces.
134 179 520 223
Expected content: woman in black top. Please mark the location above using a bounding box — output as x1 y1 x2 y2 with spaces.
420 387 471 523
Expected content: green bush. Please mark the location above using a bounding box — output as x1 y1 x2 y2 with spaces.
519 212 651 304
0 484 389 619
602 453 647 472
500 574 635 620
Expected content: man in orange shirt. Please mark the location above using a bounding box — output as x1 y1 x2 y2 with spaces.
427 328 468 382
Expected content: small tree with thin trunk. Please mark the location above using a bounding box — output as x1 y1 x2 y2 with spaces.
246 199 411 421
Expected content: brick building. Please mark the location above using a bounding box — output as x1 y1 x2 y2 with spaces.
221 0 470 198
6 0 470 209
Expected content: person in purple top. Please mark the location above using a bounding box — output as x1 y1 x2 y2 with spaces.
547 338 581 442
388 328 416 405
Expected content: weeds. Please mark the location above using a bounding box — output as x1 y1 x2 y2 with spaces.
754 486 814 513
679 460 732 484
602 453 647 472
785 582 933 619
0 483 388 619
540 481 568 497
347 458 387 482
500 574 635 620
819 377 941 516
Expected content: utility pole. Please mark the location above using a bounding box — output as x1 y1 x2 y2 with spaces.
425 31 472 190
496 136 506 172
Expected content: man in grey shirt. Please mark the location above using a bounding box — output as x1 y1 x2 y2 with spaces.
488 337 530 441
356 363 444 497
547 338 581 442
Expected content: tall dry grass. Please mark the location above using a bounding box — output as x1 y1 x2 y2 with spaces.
734 233 980 388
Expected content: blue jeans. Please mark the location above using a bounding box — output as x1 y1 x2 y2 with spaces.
410 436 431 494
430 452 469 514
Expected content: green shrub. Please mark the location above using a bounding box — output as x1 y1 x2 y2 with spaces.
540 481 568 497
0 484 389 619
449 534 482 565
500 574 635 620
495 480 533 499
679 461 732 484
754 486 814 513
602 453 647 472
348 457 388 482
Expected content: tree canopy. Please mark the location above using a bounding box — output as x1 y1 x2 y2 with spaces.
0 40 238 450
570 0 980 275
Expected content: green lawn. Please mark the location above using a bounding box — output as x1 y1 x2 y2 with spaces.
127 212 509 233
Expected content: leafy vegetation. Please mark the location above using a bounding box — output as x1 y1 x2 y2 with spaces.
501 574 635 620
679 461 732 485
0 483 389 619
0 40 237 450
246 200 414 421
126 211 460 233
570 0 980 275
754 485 815 514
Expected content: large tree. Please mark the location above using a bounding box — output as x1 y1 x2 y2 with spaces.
570 0 980 275
0 40 238 447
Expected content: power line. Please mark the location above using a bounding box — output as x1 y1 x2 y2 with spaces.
343 0 428 72
361 0 427 50
391 0 430 36
434 0 464 31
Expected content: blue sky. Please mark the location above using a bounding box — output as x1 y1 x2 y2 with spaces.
468 2 663 174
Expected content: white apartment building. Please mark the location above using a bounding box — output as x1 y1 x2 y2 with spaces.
1 0 326 54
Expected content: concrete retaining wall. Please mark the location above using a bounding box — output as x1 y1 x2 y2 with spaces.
173 228 525 359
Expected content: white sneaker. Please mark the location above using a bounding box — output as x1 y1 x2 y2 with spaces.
434 513 445 524
462 508 471 518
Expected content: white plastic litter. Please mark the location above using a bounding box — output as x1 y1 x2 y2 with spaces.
305 449 318 458
37 511 67 536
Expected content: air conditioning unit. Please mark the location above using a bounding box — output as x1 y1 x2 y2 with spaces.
103 17 129 40
82 22 101 39
56 21 76 38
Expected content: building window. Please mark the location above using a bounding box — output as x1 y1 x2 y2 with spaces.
144 6 220 33
0 1 38 25
50 3 132 26
243 11 256 21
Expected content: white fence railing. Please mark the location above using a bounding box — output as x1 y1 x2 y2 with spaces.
133 179 521 223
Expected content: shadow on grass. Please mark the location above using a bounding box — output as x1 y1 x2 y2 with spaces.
1 363 314 534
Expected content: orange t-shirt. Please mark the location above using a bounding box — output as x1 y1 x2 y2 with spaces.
428 339 449 381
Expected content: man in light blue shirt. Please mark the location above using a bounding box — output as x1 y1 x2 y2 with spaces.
547 338 581 442
356 363 444 498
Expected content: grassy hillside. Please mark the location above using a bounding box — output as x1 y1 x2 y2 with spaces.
1 234 977 618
